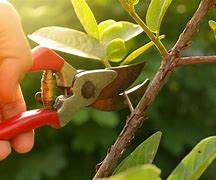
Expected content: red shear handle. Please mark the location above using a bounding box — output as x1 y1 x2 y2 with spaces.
0 109 60 140
30 46 65 72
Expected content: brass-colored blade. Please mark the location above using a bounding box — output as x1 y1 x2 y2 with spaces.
90 79 150 111
98 62 145 99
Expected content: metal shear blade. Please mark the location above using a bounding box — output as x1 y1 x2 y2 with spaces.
99 62 146 99
56 69 117 126
90 79 150 111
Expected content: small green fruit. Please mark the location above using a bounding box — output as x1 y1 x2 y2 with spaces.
107 38 127 62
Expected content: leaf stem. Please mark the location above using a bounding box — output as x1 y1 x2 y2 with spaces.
102 57 112 68
119 0 168 58
120 34 166 65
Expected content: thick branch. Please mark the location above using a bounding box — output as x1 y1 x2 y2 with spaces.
177 56 216 66
93 0 215 179
172 0 215 53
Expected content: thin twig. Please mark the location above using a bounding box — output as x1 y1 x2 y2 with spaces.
177 56 216 67
93 0 215 179
135 0 215 116
123 92 134 112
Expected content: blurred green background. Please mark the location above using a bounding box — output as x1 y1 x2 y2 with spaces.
0 0 216 179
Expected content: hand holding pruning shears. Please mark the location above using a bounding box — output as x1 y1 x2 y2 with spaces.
0 46 148 140
0 1 34 160
0 1 149 161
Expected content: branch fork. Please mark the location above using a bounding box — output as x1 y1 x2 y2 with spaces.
93 0 216 179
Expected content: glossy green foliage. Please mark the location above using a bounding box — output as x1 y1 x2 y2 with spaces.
121 35 165 65
146 0 173 35
29 1 142 64
98 165 161 180
209 20 216 39
71 0 99 39
29 26 106 60
113 131 162 174
100 21 143 45
107 38 127 62
167 136 216 180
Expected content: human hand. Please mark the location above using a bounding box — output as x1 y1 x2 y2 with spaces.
0 1 34 160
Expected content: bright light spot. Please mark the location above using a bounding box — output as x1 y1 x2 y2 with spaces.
24 6 48 18
176 4 187 14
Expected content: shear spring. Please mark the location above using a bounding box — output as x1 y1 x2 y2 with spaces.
41 70 57 109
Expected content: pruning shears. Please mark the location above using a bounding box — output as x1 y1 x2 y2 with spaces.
0 46 149 140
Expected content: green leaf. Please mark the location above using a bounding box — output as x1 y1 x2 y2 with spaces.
100 21 143 46
167 136 216 180
209 20 216 39
98 19 116 38
121 34 165 65
146 0 172 35
28 26 106 60
113 131 162 175
107 38 127 62
71 0 99 39
97 165 161 180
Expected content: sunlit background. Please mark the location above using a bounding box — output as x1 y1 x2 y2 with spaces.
0 0 216 179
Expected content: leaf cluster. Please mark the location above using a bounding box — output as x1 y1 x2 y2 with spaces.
99 133 216 180
28 0 145 67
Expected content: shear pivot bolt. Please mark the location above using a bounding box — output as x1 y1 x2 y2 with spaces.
81 81 95 99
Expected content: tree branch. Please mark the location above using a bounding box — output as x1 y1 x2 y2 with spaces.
177 56 216 66
172 1 215 52
93 0 215 179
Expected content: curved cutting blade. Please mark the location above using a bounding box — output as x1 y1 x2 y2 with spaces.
90 79 150 111
98 61 146 99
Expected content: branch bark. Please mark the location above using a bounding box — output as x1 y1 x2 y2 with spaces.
177 56 216 66
93 0 215 179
